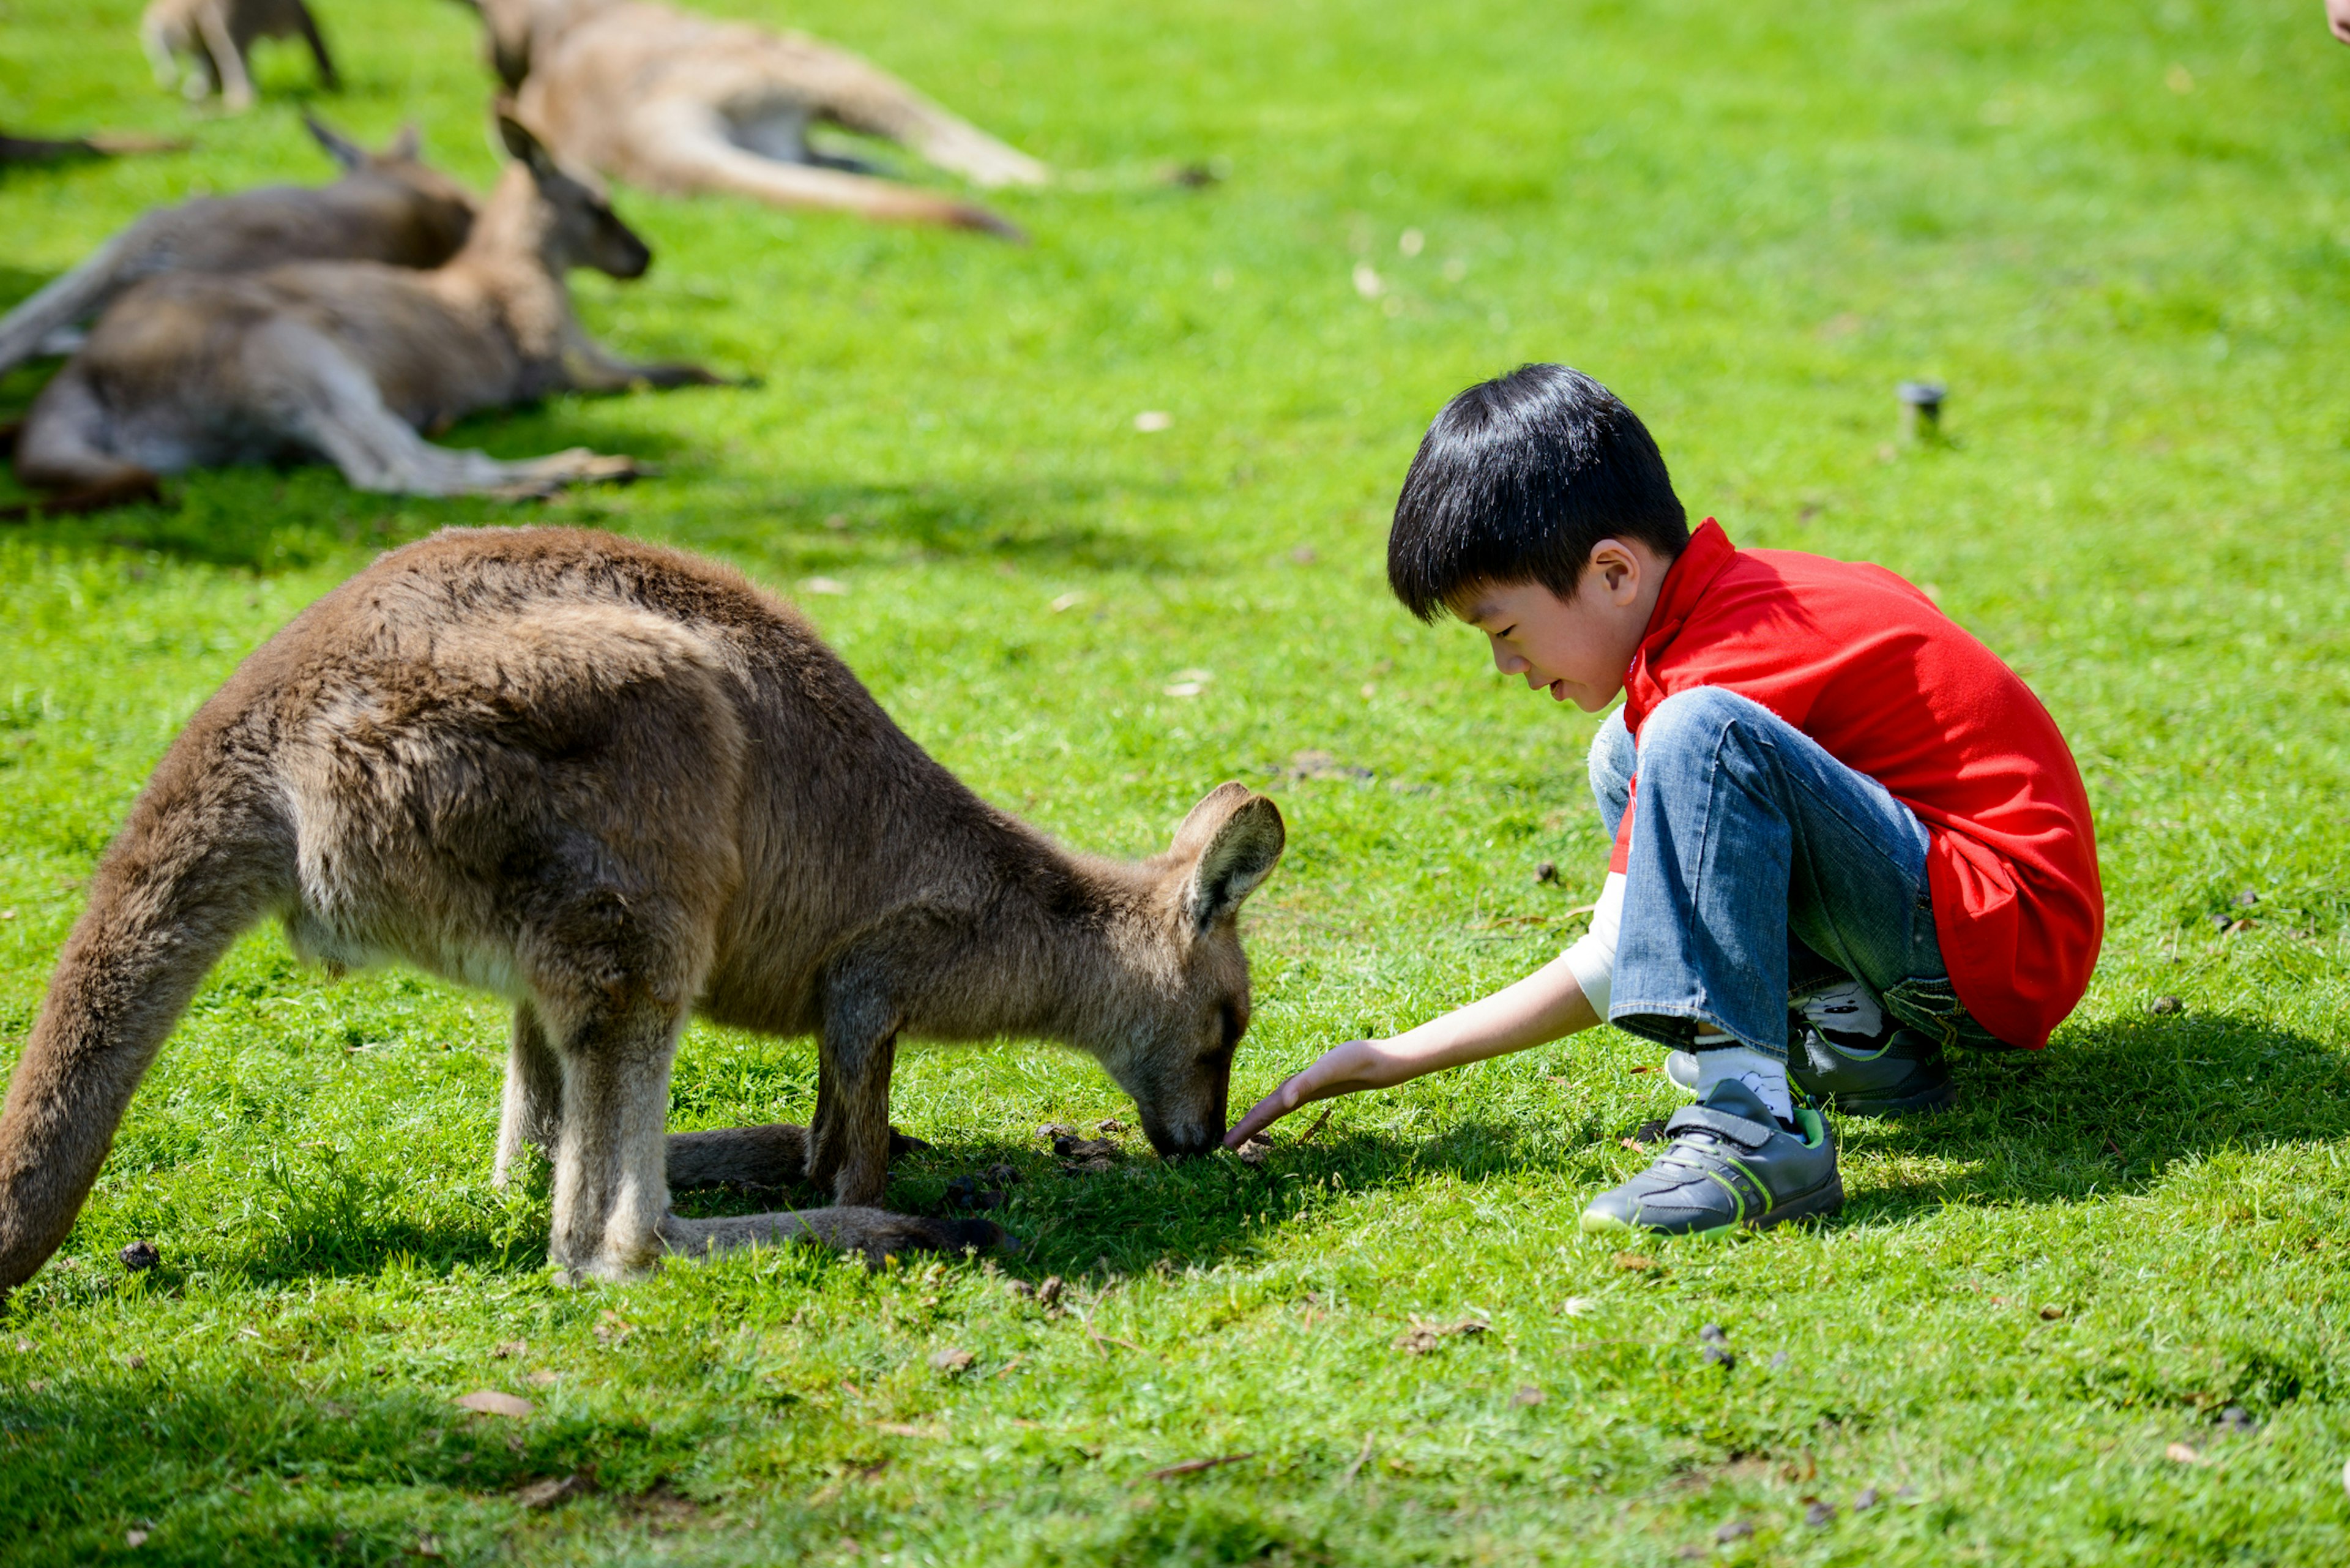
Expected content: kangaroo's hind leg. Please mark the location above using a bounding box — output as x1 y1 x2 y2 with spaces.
264 326 637 498
9 364 163 516
665 1123 933 1190
542 995 689 1282
625 100 1024 239
493 1000 562 1190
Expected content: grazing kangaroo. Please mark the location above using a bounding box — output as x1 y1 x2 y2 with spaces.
463 0 1045 237
0 117 477 381
7 113 719 512
143 0 338 111
0 129 188 165
0 526 1285 1293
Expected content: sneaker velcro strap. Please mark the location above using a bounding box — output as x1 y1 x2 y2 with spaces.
1664 1104 1775 1151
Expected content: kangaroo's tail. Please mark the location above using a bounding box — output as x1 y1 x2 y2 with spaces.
0 736 292 1294
0 224 151 380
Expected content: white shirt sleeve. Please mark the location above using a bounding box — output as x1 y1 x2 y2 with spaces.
1561 870 1626 1019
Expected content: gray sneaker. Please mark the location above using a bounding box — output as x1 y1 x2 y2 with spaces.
1791 1025 1955 1115
1580 1078 1843 1236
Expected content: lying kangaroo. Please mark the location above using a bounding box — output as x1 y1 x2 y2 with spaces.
463 0 1045 237
8 113 718 510
0 116 476 382
143 0 338 111
0 526 1285 1292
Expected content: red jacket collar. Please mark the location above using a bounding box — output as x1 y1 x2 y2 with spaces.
1622 518 1734 732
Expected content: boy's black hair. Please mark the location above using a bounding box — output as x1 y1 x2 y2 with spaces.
1387 364 1689 622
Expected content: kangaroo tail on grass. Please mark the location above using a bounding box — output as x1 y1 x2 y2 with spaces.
0 751 293 1294
0 226 148 380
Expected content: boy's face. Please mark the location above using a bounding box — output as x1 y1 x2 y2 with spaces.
1453 537 1671 712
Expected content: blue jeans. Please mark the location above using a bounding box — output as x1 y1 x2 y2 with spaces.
1587 687 1997 1060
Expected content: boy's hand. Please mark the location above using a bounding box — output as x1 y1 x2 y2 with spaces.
1222 949 1603 1149
1223 1038 1408 1146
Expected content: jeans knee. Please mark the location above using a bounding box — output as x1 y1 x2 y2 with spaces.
1587 709 1635 829
1636 686 1775 767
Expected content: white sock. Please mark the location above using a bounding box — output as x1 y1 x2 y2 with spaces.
1797 979 1885 1043
1692 1043 1794 1123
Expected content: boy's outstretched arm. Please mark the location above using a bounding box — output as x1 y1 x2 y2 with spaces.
1223 950 1600 1146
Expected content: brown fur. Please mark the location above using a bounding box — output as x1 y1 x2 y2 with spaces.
467 0 1045 238
143 0 338 111
8 113 722 509
0 526 1284 1291
0 118 477 383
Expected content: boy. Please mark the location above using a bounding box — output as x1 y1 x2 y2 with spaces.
1226 365 2102 1234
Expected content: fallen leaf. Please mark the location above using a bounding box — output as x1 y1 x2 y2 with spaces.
1048 591 1086 613
1805 1501 1838 1528
515 1473 591 1509
1512 1384 1545 1406
927 1348 974 1374
1614 1252 1655 1272
1133 410 1173 432
1235 1135 1272 1167
1393 1316 1488 1354
454 1390 535 1418
873 1422 945 1438
125 1531 149 1548
1144 1452 1254 1481
2039 1305 2065 1320
594 1310 633 1346
1558 1296 1596 1318
799 577 849 596
526 1369 559 1387
2165 1442 2204 1465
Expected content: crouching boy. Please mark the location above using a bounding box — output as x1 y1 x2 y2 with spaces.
1228 364 2103 1234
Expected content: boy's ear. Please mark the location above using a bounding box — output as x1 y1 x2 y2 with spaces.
1175 786 1286 933
304 113 367 171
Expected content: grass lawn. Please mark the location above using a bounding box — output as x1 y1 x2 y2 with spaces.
6 0 2350 1561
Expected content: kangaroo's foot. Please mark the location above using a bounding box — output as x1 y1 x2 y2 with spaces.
481 450 642 500
0 471 163 521
665 1123 931 1190
660 1207 1005 1267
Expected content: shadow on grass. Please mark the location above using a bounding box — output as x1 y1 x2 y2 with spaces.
47 1009 2324 1297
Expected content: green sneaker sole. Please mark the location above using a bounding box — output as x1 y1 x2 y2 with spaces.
1578 1173 1847 1238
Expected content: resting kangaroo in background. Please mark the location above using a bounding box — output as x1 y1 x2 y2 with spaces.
143 0 338 111
463 0 1045 237
0 117 476 381
0 526 1285 1293
8 113 719 512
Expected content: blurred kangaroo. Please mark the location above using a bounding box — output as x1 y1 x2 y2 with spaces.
462 0 1045 237
0 526 1285 1291
7 113 720 512
143 0 338 111
0 129 188 165
0 116 476 381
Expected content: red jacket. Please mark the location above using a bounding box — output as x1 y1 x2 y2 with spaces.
1615 520 2102 1048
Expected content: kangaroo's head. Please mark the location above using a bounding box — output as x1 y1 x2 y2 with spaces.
306 115 480 252
1092 785 1286 1159
495 109 652 278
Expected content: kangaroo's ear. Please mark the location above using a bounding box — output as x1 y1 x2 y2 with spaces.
304 113 367 171
1177 788 1285 933
388 122 422 162
494 106 558 181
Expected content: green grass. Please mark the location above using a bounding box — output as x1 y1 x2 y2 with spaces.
5 0 2350 1561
